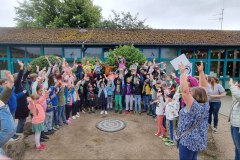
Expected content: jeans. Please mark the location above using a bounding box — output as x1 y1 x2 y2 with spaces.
208 102 221 128
231 126 240 160
179 143 198 160
143 95 150 112
169 120 174 141
0 107 15 148
125 95 133 111
107 95 113 109
16 118 26 133
65 105 72 120
44 111 53 132
134 95 141 112
115 95 122 111
53 106 59 126
58 106 67 124
152 103 156 116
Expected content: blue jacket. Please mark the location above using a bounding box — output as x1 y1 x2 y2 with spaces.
106 82 115 96
49 86 58 106
0 86 24 115
65 88 75 105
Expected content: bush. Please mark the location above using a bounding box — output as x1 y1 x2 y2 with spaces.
29 55 62 72
106 45 146 69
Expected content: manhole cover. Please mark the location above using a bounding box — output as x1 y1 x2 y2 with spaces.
96 119 126 132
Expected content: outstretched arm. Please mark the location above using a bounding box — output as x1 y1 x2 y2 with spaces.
180 63 193 109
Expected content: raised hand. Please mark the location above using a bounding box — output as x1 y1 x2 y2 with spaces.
179 63 185 74
4 71 14 84
27 64 32 71
171 72 176 78
45 55 49 59
197 61 204 73
17 59 24 69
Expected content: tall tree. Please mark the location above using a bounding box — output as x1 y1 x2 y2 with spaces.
14 0 102 28
97 10 149 29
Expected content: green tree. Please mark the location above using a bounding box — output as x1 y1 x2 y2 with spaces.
14 0 102 28
106 45 146 69
97 10 149 29
29 55 62 72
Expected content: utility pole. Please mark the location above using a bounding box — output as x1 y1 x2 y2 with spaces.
209 0 224 30
220 9 224 30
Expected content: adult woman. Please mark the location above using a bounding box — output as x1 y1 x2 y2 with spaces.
177 62 209 160
229 78 240 160
208 77 226 132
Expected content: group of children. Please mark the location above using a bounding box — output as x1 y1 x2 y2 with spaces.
1 53 214 152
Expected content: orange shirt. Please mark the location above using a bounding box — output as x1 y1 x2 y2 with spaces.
104 66 114 76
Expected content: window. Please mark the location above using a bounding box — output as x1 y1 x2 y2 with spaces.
0 60 8 75
84 48 102 59
181 49 194 59
210 49 225 59
161 48 177 59
0 47 7 58
195 49 208 59
64 48 81 58
103 48 114 58
26 47 41 58
44 47 62 56
210 61 224 78
143 49 159 59
12 61 21 73
226 61 240 78
228 49 240 59
10 47 25 58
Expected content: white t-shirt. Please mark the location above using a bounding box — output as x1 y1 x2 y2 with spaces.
165 93 180 120
156 96 165 116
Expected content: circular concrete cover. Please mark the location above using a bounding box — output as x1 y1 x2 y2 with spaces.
96 119 126 132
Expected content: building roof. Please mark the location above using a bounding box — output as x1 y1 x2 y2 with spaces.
0 27 240 46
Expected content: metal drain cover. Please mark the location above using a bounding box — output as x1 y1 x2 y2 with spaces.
96 119 126 132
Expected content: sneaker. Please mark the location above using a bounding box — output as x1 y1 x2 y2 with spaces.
125 110 129 114
100 111 104 114
213 128 218 133
41 134 49 140
9 135 21 141
40 138 47 142
40 144 46 149
105 111 108 115
72 116 76 120
165 141 175 146
119 110 122 114
67 120 71 124
115 110 118 113
139 112 141 115
154 133 160 136
77 112 80 116
35 145 45 151
56 125 60 129
159 135 163 139
76 114 80 118
162 137 171 142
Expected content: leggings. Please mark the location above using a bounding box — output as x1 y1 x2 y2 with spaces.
65 105 72 120
35 132 41 147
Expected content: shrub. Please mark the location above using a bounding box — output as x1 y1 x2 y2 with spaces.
29 55 62 72
106 45 146 69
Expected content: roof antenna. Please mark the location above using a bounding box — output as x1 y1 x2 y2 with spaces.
208 0 224 30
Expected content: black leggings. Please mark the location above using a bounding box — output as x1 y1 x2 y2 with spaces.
65 105 72 120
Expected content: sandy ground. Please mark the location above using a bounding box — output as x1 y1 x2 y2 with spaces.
22 107 236 160
23 110 217 160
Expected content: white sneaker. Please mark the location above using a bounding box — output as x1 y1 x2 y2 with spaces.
77 112 80 116
100 111 104 114
76 114 80 118
105 111 108 115
72 116 76 120
213 128 218 133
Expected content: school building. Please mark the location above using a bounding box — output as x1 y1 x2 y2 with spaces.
0 27 240 88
